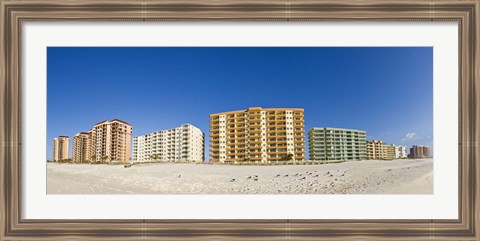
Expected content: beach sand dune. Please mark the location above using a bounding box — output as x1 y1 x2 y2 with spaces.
47 159 433 194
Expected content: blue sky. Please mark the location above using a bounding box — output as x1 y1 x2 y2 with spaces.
47 47 433 160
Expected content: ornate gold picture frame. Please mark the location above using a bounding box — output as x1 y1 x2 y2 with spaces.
1 0 479 240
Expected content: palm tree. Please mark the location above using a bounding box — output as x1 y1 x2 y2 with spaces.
150 154 161 162
286 153 294 161
101 156 109 162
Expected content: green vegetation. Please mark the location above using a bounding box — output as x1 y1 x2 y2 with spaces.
286 153 294 161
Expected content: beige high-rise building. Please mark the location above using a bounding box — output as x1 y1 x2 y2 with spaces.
366 140 386 160
422 146 431 158
72 132 91 162
209 107 305 163
53 136 69 161
385 144 396 160
89 119 132 163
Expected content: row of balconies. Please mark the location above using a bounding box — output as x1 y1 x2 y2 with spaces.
312 150 367 154
311 143 367 147
310 131 366 135
226 114 246 118
310 129 365 133
311 135 366 139
309 137 367 143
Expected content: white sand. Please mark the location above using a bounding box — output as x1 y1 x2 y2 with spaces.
47 159 433 194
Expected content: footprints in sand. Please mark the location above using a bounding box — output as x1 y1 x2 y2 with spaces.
226 170 351 194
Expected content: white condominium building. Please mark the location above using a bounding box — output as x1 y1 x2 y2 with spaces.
395 145 408 159
132 124 204 163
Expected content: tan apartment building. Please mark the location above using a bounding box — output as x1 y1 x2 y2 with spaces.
209 107 305 163
385 144 396 160
72 132 91 162
53 136 69 161
366 140 386 160
422 146 431 158
89 119 132 163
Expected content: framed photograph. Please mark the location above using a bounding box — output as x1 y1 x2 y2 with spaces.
1 0 479 240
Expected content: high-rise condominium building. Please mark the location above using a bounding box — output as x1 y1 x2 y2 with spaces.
209 107 305 163
89 119 132 163
72 132 91 162
395 145 408 159
422 146 431 158
132 124 204 163
385 144 396 160
409 145 431 158
366 140 386 160
409 145 422 158
308 127 366 161
53 136 69 161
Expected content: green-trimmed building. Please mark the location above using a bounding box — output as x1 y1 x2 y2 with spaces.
308 127 367 161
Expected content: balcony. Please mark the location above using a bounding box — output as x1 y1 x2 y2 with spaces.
249 123 262 128
249 128 262 133
209 122 220 127
248 113 262 117
267 151 288 155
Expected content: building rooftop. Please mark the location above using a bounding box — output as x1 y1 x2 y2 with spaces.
111 119 131 126
94 120 109 126
309 127 366 133
210 107 304 117
133 123 202 138
74 132 89 136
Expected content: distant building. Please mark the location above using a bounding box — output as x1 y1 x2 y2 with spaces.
409 145 422 158
53 136 69 161
385 144 396 160
209 107 305 163
409 145 431 158
422 146 431 158
308 127 366 161
132 124 204 163
366 140 386 160
72 132 91 162
89 119 132 163
395 145 408 159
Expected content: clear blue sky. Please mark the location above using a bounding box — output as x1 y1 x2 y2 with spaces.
47 47 433 160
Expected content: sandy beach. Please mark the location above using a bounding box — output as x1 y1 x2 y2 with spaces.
47 159 433 194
